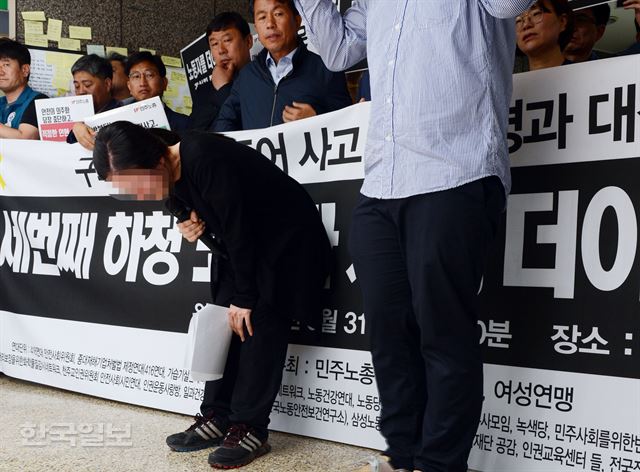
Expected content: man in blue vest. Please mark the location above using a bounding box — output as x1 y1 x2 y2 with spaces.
0 39 47 139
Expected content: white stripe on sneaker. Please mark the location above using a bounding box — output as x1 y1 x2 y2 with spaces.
206 421 223 437
246 433 261 448
195 428 211 441
201 423 221 438
239 439 256 452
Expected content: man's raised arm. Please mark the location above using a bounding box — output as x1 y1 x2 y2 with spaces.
295 0 368 72
478 0 536 18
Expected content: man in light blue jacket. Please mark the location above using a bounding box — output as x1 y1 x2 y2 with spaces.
294 1 535 471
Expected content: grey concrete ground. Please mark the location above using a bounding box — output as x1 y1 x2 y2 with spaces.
0 374 378 472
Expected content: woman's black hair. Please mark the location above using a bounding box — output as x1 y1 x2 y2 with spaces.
536 0 575 51
93 121 180 180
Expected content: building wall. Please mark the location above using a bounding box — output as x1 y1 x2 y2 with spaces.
15 0 251 56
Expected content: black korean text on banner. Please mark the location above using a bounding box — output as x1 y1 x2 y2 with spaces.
488 56 640 382
0 104 369 352
508 56 639 167
479 159 640 381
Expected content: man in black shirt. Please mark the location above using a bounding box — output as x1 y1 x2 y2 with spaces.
189 12 253 131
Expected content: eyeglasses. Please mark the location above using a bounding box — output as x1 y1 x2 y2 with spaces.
128 71 158 82
515 7 549 30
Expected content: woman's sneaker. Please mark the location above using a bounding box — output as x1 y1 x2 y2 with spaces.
166 413 228 452
207 424 271 469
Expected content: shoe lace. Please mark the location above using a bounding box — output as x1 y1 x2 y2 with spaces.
186 413 209 432
222 424 252 448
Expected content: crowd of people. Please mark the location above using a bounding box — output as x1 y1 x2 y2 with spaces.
1 0 637 141
515 0 640 71
0 0 353 143
1 1 640 472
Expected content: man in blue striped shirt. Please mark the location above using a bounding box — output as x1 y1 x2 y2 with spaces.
295 1 534 471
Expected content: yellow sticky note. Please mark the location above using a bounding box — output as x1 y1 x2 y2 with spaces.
24 20 44 35
163 87 179 98
87 44 106 57
53 75 71 90
183 96 193 108
139 47 156 55
47 19 62 42
69 25 92 40
59 37 81 51
46 51 66 67
21 11 46 22
161 56 182 68
170 71 187 85
106 46 128 57
24 32 48 48
46 52 76 72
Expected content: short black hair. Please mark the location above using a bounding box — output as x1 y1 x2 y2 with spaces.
249 0 299 18
107 52 127 67
93 121 176 180
590 4 610 27
206 11 251 38
0 38 31 66
71 54 113 79
125 51 166 78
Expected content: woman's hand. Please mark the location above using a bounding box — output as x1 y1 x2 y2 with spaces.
176 210 205 242
228 304 253 342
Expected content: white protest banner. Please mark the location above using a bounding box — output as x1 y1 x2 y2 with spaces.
223 102 368 185
468 56 640 472
0 100 382 450
1 56 639 468
35 95 95 142
508 55 640 168
84 96 170 132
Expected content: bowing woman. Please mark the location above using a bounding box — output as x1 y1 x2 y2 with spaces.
92 121 331 469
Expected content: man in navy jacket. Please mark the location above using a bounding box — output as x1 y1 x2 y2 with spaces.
213 0 352 131
126 51 191 132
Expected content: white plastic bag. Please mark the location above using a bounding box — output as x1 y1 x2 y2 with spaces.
184 303 232 381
